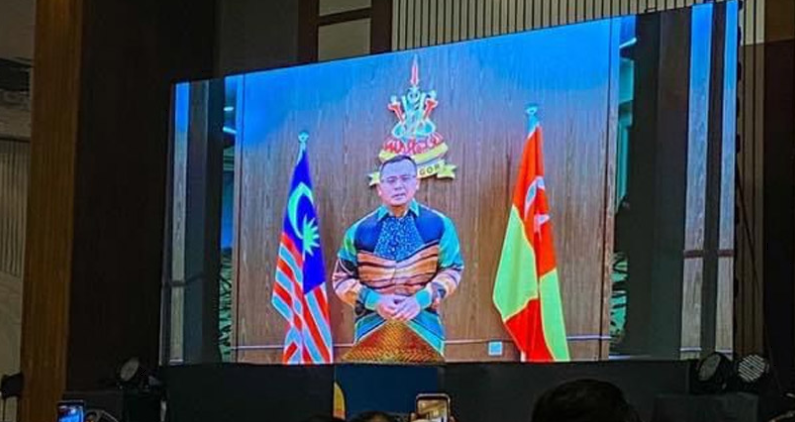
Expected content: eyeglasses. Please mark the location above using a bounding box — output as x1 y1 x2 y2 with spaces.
382 174 416 186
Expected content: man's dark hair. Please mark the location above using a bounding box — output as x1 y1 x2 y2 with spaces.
347 410 399 422
379 155 417 175
532 379 642 422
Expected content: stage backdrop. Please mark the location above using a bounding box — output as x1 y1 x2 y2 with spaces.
232 18 621 362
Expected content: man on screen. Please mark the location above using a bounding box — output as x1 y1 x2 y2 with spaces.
333 155 464 363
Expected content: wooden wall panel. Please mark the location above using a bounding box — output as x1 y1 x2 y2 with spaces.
237 340 527 363
732 0 767 359
716 257 733 353
390 0 733 51
735 42 765 356
568 340 602 361
234 22 616 362
761 37 794 389
747 0 795 389
680 258 703 359
734 0 793 386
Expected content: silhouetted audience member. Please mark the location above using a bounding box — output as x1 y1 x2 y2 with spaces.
299 415 345 422
348 410 399 422
532 379 642 422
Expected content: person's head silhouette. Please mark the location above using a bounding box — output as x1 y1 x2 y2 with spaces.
348 411 398 422
532 379 642 422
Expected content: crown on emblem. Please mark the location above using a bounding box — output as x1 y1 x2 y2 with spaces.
370 57 456 186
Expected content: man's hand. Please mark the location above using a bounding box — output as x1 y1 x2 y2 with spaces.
375 294 402 320
393 295 422 322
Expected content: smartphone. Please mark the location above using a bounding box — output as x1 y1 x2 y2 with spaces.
57 400 85 422
415 393 451 422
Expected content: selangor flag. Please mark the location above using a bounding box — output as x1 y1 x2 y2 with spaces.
492 108 570 362
271 134 334 364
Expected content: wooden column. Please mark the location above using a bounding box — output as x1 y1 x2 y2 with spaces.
371 0 394 53
622 9 692 359
182 81 224 364
20 0 83 417
20 0 215 420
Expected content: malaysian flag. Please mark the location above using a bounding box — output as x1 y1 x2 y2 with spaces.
271 133 333 364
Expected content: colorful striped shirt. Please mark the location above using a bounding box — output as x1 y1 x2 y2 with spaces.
333 200 464 355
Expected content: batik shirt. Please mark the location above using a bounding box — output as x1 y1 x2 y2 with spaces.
333 200 464 354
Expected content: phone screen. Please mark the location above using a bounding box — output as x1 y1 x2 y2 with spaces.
57 401 85 422
416 396 450 422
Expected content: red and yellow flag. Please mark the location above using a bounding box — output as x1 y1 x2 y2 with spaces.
493 112 570 362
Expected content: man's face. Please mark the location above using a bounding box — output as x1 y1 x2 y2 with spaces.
377 160 419 208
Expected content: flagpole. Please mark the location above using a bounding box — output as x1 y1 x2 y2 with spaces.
298 131 308 366
526 104 539 135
